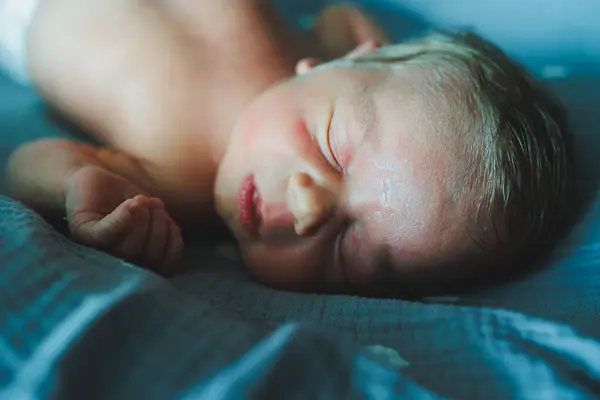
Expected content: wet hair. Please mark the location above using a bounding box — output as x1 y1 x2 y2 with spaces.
341 32 573 290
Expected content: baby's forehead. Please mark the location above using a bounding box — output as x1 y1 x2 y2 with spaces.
346 153 481 280
345 72 484 259
368 68 479 149
348 152 484 277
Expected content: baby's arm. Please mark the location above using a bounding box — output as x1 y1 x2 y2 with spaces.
8 139 183 272
9 0 188 143
311 4 390 59
1 0 186 271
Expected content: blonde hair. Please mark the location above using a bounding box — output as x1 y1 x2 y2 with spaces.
345 32 573 269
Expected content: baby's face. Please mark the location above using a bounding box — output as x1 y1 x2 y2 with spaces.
215 60 481 293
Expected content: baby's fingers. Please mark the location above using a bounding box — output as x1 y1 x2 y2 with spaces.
70 198 136 248
112 196 151 261
158 219 184 274
143 206 170 269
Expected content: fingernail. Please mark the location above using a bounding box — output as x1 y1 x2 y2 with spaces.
128 199 140 211
150 198 165 209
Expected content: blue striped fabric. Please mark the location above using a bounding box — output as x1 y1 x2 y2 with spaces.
1 0 600 397
1 194 600 399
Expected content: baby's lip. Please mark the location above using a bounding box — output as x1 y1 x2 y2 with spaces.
237 175 262 236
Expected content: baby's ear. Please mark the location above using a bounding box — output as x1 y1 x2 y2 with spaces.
295 57 324 75
343 40 383 60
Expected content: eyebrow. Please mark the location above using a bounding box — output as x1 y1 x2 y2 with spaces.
357 89 378 142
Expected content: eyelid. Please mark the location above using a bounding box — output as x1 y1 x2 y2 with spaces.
333 223 350 283
325 107 342 170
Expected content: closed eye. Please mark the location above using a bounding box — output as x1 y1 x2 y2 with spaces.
333 223 351 283
325 107 342 171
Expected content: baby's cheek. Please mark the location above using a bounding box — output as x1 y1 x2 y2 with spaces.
243 242 329 286
242 114 263 149
341 225 379 284
292 120 310 142
290 120 322 158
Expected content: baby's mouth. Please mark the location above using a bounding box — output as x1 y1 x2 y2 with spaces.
237 175 262 236
253 190 262 227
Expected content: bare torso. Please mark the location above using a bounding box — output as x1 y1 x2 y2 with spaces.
129 0 313 221
28 0 319 223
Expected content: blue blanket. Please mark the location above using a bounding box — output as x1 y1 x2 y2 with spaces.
1 195 600 400
2 1 600 398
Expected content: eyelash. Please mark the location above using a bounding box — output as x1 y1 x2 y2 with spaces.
325 110 343 171
334 222 353 283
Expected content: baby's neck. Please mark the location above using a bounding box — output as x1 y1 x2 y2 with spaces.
195 1 317 164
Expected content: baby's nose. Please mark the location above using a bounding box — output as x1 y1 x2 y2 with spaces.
287 172 336 236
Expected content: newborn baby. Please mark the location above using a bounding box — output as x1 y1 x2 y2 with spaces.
2 0 571 295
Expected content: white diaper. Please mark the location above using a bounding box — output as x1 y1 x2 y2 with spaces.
0 0 41 84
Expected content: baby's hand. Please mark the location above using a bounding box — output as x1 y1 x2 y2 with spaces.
66 166 183 274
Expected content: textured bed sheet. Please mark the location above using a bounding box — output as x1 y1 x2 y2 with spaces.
1 1 600 399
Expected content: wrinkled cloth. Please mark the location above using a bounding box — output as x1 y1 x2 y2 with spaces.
0 196 599 399
2 0 600 397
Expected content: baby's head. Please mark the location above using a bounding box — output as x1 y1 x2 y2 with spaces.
215 32 572 295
